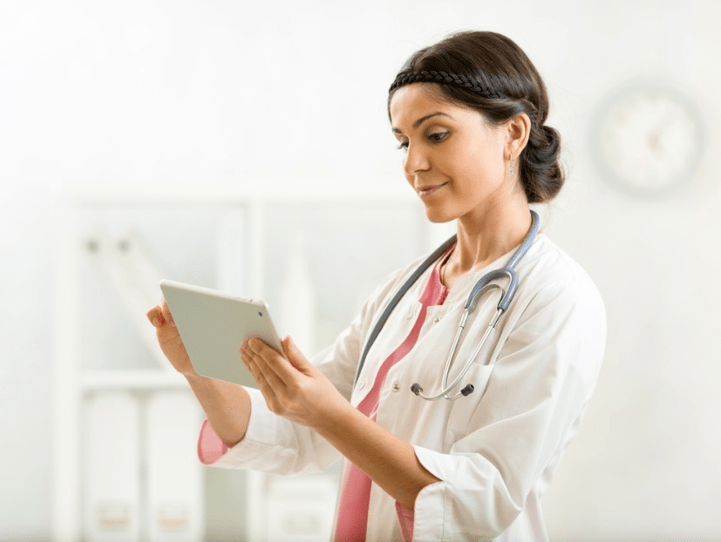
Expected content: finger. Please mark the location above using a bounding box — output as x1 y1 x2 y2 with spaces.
242 341 287 392
241 348 268 389
146 305 166 328
282 336 314 374
160 297 175 326
247 338 302 384
241 345 288 414
241 349 279 409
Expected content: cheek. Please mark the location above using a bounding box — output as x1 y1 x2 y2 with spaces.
461 142 504 184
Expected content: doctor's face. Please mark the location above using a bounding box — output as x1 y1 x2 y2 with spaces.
389 83 511 225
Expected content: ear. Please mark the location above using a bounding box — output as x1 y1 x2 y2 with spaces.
503 113 531 160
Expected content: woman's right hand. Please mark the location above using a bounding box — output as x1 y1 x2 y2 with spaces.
146 299 197 377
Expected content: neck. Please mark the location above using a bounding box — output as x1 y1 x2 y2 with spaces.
443 200 533 288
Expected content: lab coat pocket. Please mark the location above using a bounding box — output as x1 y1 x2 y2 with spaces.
443 361 496 448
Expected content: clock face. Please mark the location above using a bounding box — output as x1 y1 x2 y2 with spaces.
596 85 704 195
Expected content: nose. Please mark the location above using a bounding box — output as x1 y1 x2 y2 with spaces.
403 142 430 176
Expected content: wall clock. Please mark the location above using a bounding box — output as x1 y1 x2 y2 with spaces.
594 83 704 196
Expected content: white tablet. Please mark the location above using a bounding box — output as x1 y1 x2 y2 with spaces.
159 279 284 388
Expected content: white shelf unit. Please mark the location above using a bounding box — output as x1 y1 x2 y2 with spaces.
52 183 443 542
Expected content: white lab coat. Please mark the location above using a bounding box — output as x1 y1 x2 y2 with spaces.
206 233 606 541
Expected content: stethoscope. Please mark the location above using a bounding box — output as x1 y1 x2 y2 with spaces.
354 210 539 401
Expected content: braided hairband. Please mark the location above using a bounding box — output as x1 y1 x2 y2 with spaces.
388 70 505 100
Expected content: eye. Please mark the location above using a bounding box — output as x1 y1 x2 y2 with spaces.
427 131 448 143
396 140 409 150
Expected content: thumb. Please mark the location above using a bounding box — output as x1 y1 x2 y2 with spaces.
282 336 311 371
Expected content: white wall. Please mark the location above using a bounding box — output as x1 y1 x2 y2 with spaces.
1 0 719 540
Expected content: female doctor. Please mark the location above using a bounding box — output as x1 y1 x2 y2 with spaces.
147 30 606 541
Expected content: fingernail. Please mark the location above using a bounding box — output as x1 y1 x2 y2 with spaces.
151 316 159 327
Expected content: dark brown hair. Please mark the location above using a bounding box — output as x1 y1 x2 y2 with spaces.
388 31 564 204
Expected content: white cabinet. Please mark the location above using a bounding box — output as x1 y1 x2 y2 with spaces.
146 392 205 542
53 183 441 542
264 475 338 542
82 392 142 541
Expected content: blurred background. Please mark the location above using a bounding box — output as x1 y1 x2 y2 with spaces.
1 0 720 540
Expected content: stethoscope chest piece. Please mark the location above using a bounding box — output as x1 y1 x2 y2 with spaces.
410 282 505 401
409 210 539 401
354 211 539 402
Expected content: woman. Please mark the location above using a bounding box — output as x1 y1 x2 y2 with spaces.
147 30 606 541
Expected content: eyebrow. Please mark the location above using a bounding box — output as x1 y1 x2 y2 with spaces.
392 112 453 134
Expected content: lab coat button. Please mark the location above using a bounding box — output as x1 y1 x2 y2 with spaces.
357 381 365 391
433 317 441 324
392 382 400 392
405 309 414 320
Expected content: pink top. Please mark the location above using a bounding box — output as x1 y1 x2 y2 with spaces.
197 419 228 465
333 249 450 542
197 247 453 542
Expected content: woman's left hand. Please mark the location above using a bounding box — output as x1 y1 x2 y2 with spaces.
240 336 349 429
241 336 440 511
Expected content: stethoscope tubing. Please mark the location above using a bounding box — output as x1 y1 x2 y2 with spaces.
353 210 539 402
412 210 539 400
419 288 505 401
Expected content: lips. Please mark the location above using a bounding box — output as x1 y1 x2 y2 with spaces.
417 182 447 197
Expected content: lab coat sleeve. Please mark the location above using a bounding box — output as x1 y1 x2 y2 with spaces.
408 275 606 541
197 264 412 474
198 332 355 474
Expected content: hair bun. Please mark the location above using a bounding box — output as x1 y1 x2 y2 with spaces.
521 124 564 204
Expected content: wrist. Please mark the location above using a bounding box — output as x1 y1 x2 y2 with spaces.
312 396 361 438
184 370 202 382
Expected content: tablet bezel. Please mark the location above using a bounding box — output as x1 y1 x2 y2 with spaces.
159 279 284 387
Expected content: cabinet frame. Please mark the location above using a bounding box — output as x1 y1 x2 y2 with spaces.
52 183 437 541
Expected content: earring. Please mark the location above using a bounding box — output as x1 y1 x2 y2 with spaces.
509 158 514 176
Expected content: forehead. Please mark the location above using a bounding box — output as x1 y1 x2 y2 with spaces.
389 83 478 129
389 84 446 120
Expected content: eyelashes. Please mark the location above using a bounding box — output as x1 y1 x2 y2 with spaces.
396 131 449 150
428 131 448 143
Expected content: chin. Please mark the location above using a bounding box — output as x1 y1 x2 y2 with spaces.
423 207 457 224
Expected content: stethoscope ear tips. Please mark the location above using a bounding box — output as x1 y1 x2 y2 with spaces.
410 383 423 396
460 384 474 397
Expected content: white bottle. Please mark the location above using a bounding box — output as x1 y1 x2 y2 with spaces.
278 232 316 356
